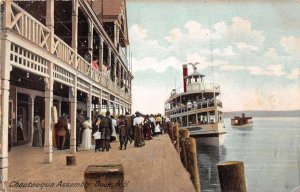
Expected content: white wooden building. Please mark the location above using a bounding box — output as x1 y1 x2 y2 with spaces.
0 0 133 181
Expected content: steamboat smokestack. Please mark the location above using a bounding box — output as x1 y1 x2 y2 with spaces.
183 64 188 92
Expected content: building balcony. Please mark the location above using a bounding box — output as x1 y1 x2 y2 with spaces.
3 1 131 102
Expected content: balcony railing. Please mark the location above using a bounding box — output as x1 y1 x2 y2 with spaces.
10 3 51 51
53 35 76 67
7 2 131 101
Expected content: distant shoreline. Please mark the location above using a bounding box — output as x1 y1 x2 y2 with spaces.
224 110 300 118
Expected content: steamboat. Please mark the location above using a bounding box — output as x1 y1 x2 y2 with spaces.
231 113 253 128
164 63 226 147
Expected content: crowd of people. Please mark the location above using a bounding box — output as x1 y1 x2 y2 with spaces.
8 110 172 153
54 111 172 152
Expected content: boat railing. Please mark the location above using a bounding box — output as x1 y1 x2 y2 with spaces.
166 98 222 115
169 83 220 98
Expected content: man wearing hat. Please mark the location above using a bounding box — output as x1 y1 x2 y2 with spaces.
125 112 133 144
100 111 112 151
118 115 128 150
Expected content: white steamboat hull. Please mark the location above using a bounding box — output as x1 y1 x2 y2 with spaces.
180 123 226 147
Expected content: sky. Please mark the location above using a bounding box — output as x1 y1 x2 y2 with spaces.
126 0 300 114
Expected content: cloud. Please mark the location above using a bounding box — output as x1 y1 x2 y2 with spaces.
227 17 265 47
132 85 166 114
235 42 259 51
166 17 265 48
247 64 287 77
280 36 300 59
220 65 244 71
129 24 175 59
165 28 182 43
129 24 147 42
287 68 300 79
266 64 287 76
186 53 207 65
265 48 280 61
222 82 300 111
212 46 236 56
132 56 181 73
165 20 211 44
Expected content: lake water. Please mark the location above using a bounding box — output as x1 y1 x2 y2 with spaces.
197 117 300 192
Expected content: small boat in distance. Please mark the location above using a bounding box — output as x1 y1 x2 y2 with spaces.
231 113 253 127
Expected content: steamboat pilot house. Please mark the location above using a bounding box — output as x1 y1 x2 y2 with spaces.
0 0 133 181
164 64 226 147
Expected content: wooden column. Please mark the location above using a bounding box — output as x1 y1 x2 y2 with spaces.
69 81 77 154
118 63 122 87
99 38 103 72
71 0 78 52
0 1 12 181
113 101 116 116
86 93 92 120
114 22 118 47
0 41 11 182
57 100 62 117
28 95 35 146
44 0 55 163
217 161 247 192
187 115 189 126
116 24 120 47
114 58 117 84
207 111 209 123
121 67 124 88
129 78 132 94
70 0 78 154
88 18 93 78
107 94 110 113
98 90 102 115
108 48 112 79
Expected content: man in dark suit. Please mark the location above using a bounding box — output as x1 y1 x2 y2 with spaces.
100 111 112 152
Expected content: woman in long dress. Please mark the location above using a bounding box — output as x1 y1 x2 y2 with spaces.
32 115 43 147
17 116 24 141
81 118 92 150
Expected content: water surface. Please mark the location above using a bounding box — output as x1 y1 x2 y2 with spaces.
197 117 300 192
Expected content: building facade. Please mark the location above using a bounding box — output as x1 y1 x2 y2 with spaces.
0 0 133 181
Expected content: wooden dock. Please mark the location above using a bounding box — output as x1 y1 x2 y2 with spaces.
4 135 195 192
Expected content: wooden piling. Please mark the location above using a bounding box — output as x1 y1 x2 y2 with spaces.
186 137 201 192
174 123 180 152
168 122 174 142
217 161 247 192
179 129 189 168
66 155 76 166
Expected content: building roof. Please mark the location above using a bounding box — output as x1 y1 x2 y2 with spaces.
103 0 122 17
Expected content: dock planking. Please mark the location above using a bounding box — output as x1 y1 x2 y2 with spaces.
5 135 195 192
